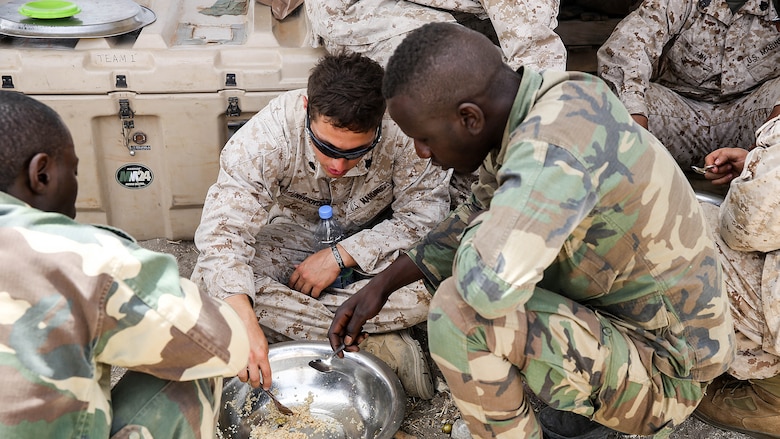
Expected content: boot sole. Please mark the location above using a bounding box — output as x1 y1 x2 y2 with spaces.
692 410 780 439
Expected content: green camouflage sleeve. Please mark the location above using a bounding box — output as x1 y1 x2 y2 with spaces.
453 139 600 318
406 196 483 292
8 220 250 379
0 199 250 437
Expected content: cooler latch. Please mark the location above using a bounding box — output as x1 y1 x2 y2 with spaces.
118 99 137 156
226 97 241 117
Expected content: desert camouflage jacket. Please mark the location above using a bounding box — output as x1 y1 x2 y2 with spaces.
304 0 566 71
193 89 451 300
598 0 780 116
407 68 734 381
0 192 249 437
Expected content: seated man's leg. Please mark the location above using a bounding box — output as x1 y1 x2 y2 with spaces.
407 0 565 70
305 0 455 68
251 223 434 398
479 0 565 70
110 371 219 439
428 278 706 438
710 76 780 155
644 83 716 169
647 77 780 169
250 224 431 340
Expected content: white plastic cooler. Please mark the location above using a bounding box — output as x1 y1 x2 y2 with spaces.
0 0 324 239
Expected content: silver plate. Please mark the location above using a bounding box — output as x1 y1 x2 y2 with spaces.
0 0 155 38
219 340 406 439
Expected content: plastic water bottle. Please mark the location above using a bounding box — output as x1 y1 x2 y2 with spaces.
313 205 354 288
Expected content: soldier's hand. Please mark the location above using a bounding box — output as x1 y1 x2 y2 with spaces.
704 147 748 185
328 284 388 355
287 248 341 299
224 295 272 389
288 248 341 298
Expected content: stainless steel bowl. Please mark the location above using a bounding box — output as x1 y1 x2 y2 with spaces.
218 340 405 439
695 190 724 206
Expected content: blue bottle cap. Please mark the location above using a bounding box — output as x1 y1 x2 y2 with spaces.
318 205 333 219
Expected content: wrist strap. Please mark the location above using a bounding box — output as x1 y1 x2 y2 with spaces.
330 245 346 269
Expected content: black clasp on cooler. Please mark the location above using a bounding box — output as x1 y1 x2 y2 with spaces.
225 96 241 117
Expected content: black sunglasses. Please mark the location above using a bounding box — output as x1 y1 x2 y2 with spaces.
305 111 382 160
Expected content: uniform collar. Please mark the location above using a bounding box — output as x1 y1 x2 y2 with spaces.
0 191 27 207
698 0 775 22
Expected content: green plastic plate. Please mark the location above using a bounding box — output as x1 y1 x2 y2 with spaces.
18 1 81 19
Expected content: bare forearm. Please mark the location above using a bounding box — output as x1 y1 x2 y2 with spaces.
370 253 425 300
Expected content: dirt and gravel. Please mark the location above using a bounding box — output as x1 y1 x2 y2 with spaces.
134 236 750 439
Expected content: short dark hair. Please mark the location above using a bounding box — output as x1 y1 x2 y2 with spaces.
307 52 386 133
383 23 455 101
0 91 70 191
383 22 504 109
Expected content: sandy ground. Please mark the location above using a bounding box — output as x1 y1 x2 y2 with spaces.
134 227 751 439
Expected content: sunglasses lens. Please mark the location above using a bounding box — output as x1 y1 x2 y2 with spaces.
306 113 381 160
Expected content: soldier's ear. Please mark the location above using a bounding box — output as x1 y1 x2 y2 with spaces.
458 103 484 136
27 153 52 194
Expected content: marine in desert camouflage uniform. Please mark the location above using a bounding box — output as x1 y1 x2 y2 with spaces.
691 116 780 438
0 91 249 438
328 23 735 439
192 88 448 337
598 0 780 169
191 53 450 399
304 0 566 71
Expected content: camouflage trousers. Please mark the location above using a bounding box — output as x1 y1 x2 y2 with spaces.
250 223 431 341
645 77 780 170
427 278 707 439
111 371 220 439
316 0 565 71
700 202 780 380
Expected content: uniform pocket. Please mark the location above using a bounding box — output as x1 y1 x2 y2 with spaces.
664 33 715 87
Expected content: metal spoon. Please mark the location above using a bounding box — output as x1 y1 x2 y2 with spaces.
261 387 293 415
308 344 346 373
691 164 716 175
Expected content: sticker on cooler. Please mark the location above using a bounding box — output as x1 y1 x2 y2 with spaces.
116 163 153 189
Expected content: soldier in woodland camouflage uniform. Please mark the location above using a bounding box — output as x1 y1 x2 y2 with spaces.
689 116 780 438
0 91 249 438
304 0 566 71
327 23 735 439
191 52 451 399
598 0 780 170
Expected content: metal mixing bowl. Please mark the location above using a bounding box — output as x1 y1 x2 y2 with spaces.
218 340 406 439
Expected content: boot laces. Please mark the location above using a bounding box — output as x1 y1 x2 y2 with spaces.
719 377 748 396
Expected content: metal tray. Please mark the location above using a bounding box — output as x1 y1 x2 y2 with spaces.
0 0 155 38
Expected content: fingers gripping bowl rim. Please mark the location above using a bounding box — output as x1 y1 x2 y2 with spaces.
18 1 81 19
